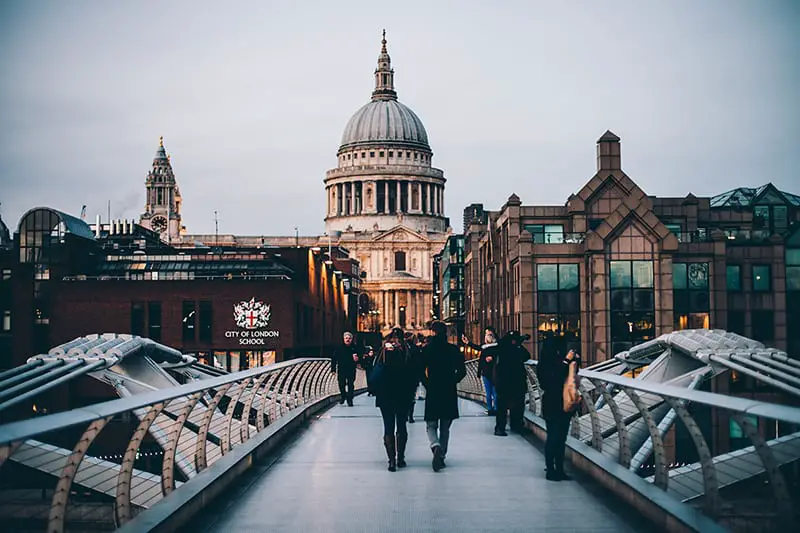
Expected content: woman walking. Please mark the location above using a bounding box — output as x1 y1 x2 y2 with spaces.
537 337 581 481
373 327 415 472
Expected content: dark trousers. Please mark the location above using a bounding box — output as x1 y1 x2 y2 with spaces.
545 412 572 472
495 392 525 432
380 406 408 438
337 371 355 405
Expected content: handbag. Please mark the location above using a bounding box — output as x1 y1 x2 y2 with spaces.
562 361 582 413
368 362 388 395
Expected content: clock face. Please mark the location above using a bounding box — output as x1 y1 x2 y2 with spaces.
151 216 168 233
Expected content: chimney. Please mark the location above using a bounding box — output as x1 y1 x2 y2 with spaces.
596 130 621 171
95 215 101 238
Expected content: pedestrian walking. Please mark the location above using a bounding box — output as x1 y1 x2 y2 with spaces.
493 331 531 436
421 321 467 472
331 332 361 406
537 337 581 481
372 328 415 471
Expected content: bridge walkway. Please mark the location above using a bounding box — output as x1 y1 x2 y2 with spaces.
184 394 657 533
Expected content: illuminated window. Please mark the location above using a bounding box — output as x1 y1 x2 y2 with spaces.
753 265 771 292
673 263 710 331
536 264 580 352
610 261 655 353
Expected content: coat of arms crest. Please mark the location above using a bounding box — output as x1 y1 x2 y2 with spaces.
233 298 271 330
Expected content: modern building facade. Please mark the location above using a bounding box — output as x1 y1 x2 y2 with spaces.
434 234 465 342
464 131 799 365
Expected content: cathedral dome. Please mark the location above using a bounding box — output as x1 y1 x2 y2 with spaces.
340 99 429 151
338 31 431 153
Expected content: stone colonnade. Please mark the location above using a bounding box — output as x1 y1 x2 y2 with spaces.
327 180 444 218
377 288 429 330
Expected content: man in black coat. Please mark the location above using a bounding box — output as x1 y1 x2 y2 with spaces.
331 331 361 406
494 331 531 436
421 321 467 472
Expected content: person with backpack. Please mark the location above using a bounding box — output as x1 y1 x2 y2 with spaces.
537 337 581 481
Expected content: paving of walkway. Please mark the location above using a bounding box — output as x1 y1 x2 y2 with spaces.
184 394 660 533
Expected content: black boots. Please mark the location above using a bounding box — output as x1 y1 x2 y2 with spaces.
384 436 396 472
396 433 407 468
431 445 445 472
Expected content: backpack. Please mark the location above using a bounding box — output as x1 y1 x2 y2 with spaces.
562 361 582 413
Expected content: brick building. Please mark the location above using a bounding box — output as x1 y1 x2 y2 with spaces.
6 207 357 375
463 131 799 365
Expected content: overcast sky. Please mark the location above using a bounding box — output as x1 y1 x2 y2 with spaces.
1 1 798 236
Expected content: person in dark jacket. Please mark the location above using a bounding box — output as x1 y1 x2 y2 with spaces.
362 345 376 396
404 332 422 423
330 332 361 406
494 331 531 436
374 328 415 471
421 321 467 472
462 327 500 415
537 337 581 481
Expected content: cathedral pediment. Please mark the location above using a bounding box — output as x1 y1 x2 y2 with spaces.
371 225 430 243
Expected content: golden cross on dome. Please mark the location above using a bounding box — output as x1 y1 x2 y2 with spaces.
159 135 164 147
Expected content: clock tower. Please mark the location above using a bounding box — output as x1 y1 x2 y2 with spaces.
140 136 183 242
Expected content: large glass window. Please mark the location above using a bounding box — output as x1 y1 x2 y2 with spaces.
610 260 655 354
525 224 565 244
199 301 213 343
726 265 741 292
2 310 10 332
131 302 145 336
674 263 710 330
182 301 196 343
752 310 774 343
753 265 771 292
536 264 580 352
147 302 162 342
786 249 800 292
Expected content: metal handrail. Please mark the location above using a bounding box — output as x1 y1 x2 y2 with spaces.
0 357 365 533
456 357 800 532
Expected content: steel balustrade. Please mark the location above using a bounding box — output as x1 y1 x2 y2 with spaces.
457 358 800 531
0 358 366 533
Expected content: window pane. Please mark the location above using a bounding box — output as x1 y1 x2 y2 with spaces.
728 311 745 335
610 261 631 288
773 206 787 230
753 206 770 230
537 292 559 313
559 291 580 313
788 266 800 292
689 290 710 312
787 249 800 266
665 223 681 235
559 264 579 290
726 265 741 291
537 264 558 291
753 265 770 292
688 263 708 290
673 263 687 289
544 225 564 244
633 261 654 288
610 289 632 311
525 225 544 243
752 310 774 342
633 289 654 311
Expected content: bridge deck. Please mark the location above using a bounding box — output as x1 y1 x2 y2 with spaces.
185 394 657 532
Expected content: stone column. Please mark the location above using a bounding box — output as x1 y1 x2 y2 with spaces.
393 290 400 328
383 181 389 213
350 181 356 215
397 181 402 213
427 183 432 214
382 291 387 327
434 185 439 215
417 183 423 214
439 186 444 216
